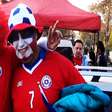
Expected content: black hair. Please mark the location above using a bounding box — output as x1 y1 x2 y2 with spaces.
97 41 105 53
84 47 89 55
8 27 41 43
89 49 96 66
73 39 83 46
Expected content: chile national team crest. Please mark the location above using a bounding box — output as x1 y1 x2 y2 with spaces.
41 75 52 89
0 66 2 77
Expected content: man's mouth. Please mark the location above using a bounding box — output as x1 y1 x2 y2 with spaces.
18 47 28 55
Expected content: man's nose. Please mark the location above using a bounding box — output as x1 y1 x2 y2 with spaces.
77 48 81 52
18 33 26 48
18 38 25 48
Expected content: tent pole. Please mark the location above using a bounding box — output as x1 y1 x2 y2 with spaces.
93 31 99 50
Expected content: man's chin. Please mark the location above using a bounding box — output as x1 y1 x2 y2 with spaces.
19 56 32 64
76 55 82 59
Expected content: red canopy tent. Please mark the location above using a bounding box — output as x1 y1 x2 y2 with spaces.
0 0 101 32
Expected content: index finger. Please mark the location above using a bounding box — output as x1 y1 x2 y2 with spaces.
51 20 59 34
48 20 59 39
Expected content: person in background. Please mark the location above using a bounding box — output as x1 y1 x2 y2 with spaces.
96 41 107 66
91 41 107 82
72 39 83 65
89 48 96 66
8 4 85 112
105 49 112 66
72 39 96 67
82 46 91 66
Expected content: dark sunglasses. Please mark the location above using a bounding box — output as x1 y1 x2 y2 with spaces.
9 27 37 43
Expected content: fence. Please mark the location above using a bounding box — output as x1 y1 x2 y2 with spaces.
75 66 112 93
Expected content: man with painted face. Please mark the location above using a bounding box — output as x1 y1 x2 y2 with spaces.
0 18 62 112
0 4 63 112
7 3 85 112
0 13 60 112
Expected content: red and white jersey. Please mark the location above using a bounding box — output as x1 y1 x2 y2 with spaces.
0 45 18 112
12 51 85 112
72 55 82 65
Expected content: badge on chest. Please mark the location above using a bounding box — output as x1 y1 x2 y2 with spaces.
41 75 52 89
0 66 2 77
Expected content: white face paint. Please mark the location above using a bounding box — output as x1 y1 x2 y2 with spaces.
13 33 33 59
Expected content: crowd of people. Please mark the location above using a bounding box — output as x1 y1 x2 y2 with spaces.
0 3 111 112
71 39 108 67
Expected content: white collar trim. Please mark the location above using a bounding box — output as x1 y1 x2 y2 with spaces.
22 59 43 74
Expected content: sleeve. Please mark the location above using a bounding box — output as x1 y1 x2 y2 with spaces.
59 55 86 85
99 55 107 66
37 36 49 50
66 64 86 85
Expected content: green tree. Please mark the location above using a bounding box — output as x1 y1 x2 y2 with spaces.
90 0 112 49
109 31 112 49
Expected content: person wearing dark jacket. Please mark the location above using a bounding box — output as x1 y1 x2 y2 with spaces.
91 41 107 82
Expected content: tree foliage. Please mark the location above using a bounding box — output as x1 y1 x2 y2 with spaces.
89 0 112 49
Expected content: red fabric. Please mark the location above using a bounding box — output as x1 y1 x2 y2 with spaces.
0 8 8 48
0 0 100 32
0 45 18 112
7 23 40 41
12 51 85 112
72 56 82 65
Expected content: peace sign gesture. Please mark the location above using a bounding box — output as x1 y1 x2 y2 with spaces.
47 20 63 50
